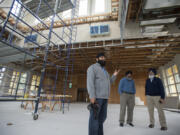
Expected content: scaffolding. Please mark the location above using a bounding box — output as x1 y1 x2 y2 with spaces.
0 0 78 120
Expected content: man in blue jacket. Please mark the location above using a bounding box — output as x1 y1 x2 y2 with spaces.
145 68 167 131
118 71 136 127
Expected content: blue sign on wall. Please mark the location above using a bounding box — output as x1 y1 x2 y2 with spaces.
24 34 37 43
90 25 109 36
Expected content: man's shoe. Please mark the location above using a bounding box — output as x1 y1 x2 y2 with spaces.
161 127 167 131
128 123 134 127
148 124 154 128
120 123 124 127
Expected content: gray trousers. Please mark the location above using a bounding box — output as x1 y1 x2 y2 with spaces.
119 93 135 124
146 96 167 127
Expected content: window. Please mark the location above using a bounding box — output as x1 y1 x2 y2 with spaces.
79 0 88 16
62 9 71 19
8 71 27 95
166 67 176 96
0 67 6 85
18 73 27 94
95 0 105 14
172 65 178 73
30 75 40 94
11 1 21 16
162 65 180 97
169 85 176 93
2 68 5 72
162 70 169 96
0 73 3 80
177 84 180 93
34 19 40 25
9 71 20 95
167 76 174 85
46 15 58 21
166 67 173 76
174 74 180 83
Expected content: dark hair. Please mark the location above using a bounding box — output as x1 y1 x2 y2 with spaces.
125 70 133 76
148 68 157 75
96 52 105 58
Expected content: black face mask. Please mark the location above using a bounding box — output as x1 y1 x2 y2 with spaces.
98 60 106 67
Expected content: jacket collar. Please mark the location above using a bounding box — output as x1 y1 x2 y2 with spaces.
148 77 157 81
95 63 108 78
125 77 133 81
95 62 105 69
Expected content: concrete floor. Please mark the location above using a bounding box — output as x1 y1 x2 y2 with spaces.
0 102 180 135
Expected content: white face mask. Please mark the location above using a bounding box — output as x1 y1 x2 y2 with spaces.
149 75 154 79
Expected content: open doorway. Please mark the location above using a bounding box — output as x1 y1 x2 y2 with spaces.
77 88 89 102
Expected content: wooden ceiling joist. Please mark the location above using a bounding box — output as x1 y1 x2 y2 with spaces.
0 8 29 33
33 13 117 31
24 35 180 73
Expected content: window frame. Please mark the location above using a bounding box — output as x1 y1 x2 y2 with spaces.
0 67 6 86
62 9 72 19
8 71 27 96
163 65 180 97
11 1 21 17
78 0 88 16
30 75 40 92
94 0 105 14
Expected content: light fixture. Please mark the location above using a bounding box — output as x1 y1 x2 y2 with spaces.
142 31 168 37
142 25 164 33
144 0 180 10
140 18 176 26
23 0 32 4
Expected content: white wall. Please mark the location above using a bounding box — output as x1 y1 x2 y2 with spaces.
0 0 12 13
22 20 143 48
2 0 180 48
12 0 112 26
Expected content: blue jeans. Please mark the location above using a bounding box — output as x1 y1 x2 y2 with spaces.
88 99 108 135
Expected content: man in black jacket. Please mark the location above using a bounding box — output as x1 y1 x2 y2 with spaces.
145 68 167 131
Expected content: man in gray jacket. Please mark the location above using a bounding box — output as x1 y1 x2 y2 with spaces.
87 52 119 135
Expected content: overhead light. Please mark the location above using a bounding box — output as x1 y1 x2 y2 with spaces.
146 55 157 59
172 33 180 37
144 0 180 10
137 44 156 48
23 0 32 4
142 25 164 33
104 46 111 50
155 43 169 47
140 18 176 26
142 31 168 37
124 46 136 49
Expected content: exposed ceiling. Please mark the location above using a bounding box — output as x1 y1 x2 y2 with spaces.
21 0 74 19
0 40 35 64
144 0 180 11
126 0 180 38
15 36 180 74
1 0 180 75
0 0 120 33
